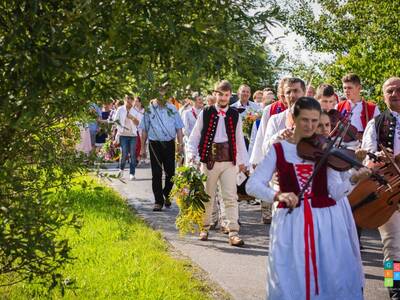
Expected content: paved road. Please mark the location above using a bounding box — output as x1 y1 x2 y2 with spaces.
102 165 388 300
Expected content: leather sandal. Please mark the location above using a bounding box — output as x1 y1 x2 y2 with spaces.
229 235 244 247
220 226 229 234
199 231 208 241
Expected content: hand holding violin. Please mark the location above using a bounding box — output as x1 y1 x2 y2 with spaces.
350 167 372 184
354 149 368 162
276 192 299 209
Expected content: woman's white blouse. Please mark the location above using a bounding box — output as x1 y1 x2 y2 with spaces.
246 140 352 203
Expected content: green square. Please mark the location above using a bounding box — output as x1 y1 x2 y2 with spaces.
385 278 394 287
385 260 394 270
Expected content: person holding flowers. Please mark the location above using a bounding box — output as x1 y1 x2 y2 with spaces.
187 80 249 246
231 84 260 149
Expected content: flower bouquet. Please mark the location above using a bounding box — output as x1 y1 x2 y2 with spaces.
242 108 262 138
170 165 210 235
98 139 120 162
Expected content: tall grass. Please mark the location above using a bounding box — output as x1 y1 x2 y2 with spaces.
1 177 212 299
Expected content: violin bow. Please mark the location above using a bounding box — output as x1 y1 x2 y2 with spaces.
287 128 345 215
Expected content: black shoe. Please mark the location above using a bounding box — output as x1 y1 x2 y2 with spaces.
165 199 171 208
153 204 163 211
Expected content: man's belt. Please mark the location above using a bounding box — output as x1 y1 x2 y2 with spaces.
206 142 232 170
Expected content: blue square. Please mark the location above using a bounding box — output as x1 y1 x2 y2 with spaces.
394 272 400 281
385 260 394 270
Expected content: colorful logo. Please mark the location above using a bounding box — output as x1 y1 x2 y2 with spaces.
384 260 400 287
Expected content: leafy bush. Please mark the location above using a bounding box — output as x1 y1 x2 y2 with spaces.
0 0 282 289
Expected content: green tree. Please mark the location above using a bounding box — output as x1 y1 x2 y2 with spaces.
0 0 283 289
281 0 400 100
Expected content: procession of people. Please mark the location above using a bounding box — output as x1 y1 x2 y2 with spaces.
82 74 400 299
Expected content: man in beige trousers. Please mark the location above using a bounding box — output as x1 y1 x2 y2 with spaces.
187 80 249 246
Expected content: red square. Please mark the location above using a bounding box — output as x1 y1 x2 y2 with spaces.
394 263 400 272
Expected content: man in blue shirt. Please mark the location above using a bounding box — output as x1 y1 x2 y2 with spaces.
139 97 184 211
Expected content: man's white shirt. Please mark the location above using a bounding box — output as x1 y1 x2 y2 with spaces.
182 107 202 138
187 105 249 166
250 103 274 165
261 109 291 155
231 100 260 118
362 111 400 155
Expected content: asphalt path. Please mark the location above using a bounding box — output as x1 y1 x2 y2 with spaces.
102 165 388 300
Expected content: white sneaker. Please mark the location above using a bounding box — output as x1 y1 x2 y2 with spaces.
129 174 136 181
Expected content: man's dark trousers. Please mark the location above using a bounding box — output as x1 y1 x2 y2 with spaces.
149 140 175 206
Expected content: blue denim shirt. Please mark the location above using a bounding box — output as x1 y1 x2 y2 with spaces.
139 102 184 141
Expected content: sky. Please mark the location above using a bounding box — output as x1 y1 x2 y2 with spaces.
264 1 334 67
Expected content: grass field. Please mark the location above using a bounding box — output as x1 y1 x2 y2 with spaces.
1 177 214 299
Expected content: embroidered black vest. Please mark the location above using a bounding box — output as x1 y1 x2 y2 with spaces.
374 110 396 151
198 106 239 164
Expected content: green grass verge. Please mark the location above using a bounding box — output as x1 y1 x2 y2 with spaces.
2 177 212 300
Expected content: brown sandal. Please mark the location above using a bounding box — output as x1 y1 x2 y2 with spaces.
229 235 244 247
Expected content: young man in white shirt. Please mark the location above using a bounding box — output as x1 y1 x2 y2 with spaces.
187 80 249 246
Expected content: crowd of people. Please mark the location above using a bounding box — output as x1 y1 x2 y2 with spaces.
76 73 400 299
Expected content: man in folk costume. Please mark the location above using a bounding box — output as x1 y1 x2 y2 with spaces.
187 80 249 246
246 97 364 300
336 73 380 246
250 77 289 166
261 77 306 155
250 78 305 224
362 77 400 300
336 73 380 139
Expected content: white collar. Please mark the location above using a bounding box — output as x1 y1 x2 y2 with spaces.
239 100 250 107
215 104 228 112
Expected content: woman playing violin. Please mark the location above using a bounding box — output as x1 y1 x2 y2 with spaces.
246 97 364 300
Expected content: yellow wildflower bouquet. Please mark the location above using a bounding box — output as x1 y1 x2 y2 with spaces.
171 165 210 235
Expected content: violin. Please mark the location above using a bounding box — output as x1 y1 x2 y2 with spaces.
328 109 360 142
296 135 400 228
287 133 367 215
297 134 364 171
